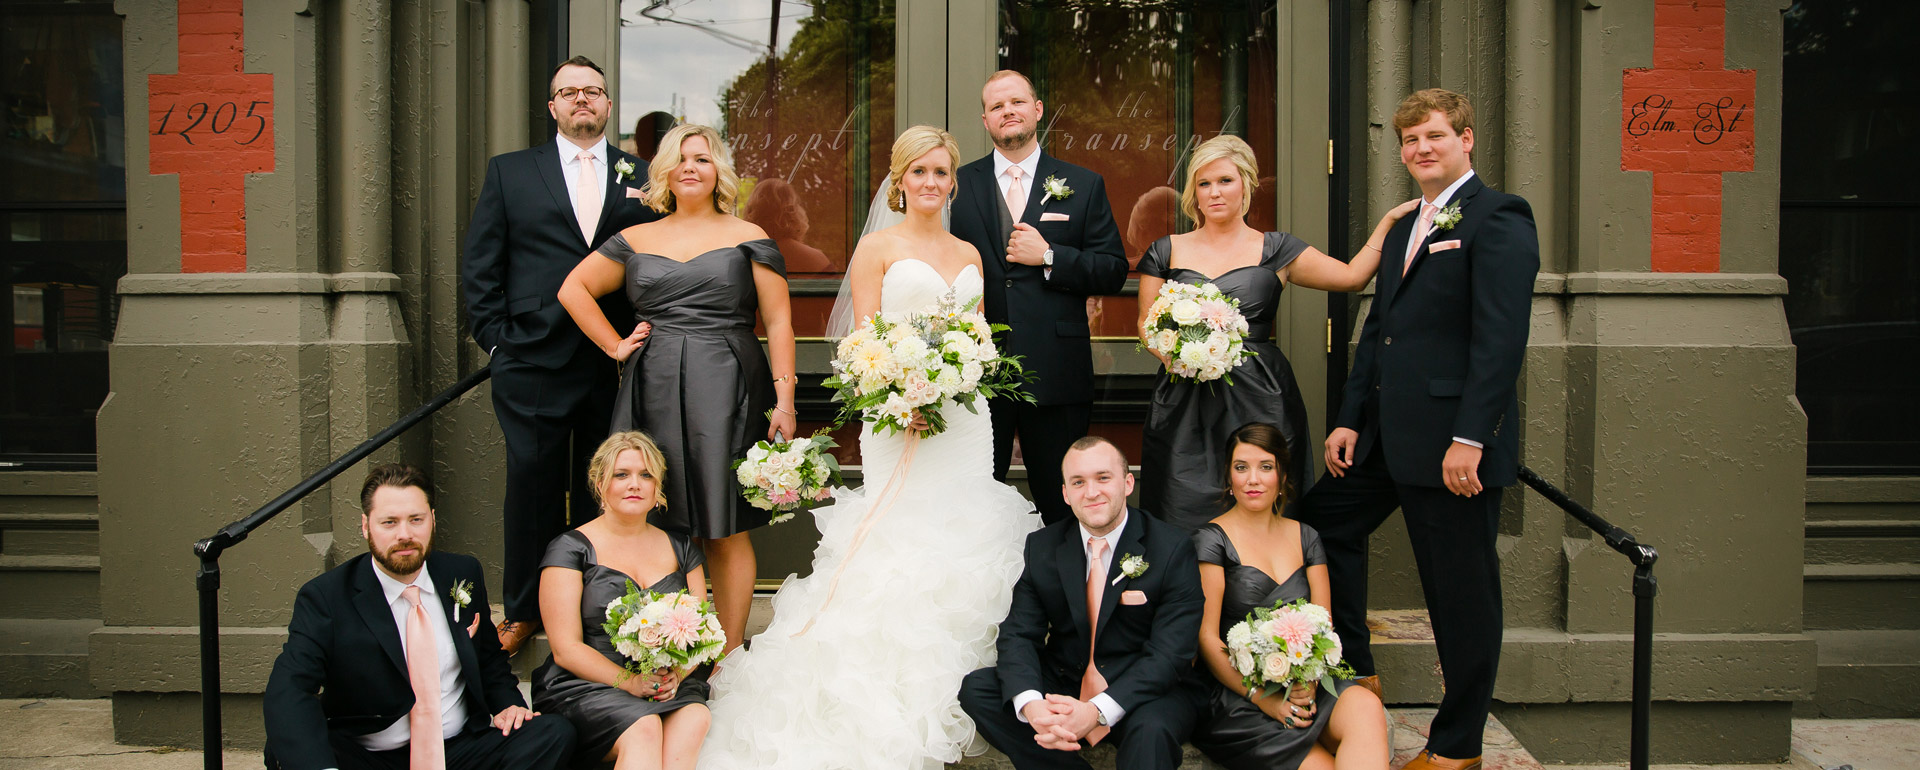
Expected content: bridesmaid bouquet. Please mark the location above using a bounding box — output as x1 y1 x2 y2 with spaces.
823 292 1031 437
1224 598 1355 699
733 432 844 524
1141 281 1255 384
603 584 727 681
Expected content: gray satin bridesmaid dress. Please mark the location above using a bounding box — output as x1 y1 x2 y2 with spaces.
595 234 783 538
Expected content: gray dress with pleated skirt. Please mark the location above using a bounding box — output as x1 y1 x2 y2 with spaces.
1138 232 1313 529
594 234 783 539
531 529 710 765
1189 522 1352 770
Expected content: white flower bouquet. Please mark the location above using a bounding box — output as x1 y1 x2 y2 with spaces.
1140 281 1256 384
603 584 727 681
732 432 844 524
823 291 1031 436
1224 598 1355 699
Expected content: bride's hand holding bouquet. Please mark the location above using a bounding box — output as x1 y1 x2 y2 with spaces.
823 291 1032 437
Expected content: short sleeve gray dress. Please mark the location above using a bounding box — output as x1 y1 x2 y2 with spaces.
1189 522 1352 770
1138 233 1312 529
531 529 710 763
594 235 784 538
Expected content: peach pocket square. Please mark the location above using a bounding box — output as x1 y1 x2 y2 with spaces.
1120 590 1148 606
1039 212 1071 222
626 187 645 199
1429 239 1463 252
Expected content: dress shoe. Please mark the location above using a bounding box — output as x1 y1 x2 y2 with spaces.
1398 749 1482 770
1352 674 1384 701
497 619 540 656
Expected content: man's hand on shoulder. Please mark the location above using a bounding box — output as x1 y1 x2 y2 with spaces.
491 705 538 735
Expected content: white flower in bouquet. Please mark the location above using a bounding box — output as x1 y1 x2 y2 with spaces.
1262 652 1291 682
1169 299 1203 325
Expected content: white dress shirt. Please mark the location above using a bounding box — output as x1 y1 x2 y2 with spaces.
1013 511 1129 728
358 562 469 751
557 133 610 224
993 147 1050 279
1407 169 1488 451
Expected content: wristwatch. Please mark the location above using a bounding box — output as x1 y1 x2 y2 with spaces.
1094 708 1109 726
1042 248 1055 267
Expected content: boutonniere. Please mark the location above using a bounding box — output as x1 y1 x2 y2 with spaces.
449 579 473 621
614 158 636 184
1112 553 1149 585
1040 175 1073 204
1432 201 1463 231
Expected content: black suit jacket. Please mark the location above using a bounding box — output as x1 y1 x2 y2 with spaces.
991 507 1203 715
1335 173 1539 488
950 152 1128 405
461 141 661 369
264 552 523 770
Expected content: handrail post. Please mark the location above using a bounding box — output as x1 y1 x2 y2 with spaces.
1630 549 1659 770
195 538 224 770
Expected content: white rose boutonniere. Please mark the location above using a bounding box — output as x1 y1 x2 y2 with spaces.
1113 553 1149 584
1040 175 1073 204
614 158 636 184
449 579 473 621
1432 201 1463 231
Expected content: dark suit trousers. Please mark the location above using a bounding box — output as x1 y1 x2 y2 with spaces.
1293 439 1504 759
991 397 1091 526
959 667 1201 770
490 345 618 621
319 718 575 770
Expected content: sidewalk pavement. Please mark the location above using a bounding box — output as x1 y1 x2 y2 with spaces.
2 697 1912 770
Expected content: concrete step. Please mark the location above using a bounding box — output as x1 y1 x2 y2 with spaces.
0 617 105 698
0 554 102 619
0 511 101 557
1804 519 1920 565
1795 629 1920 719
1803 563 1920 631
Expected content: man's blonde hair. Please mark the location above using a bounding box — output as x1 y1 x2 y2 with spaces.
641 124 740 215
1392 88 1474 137
886 125 962 213
586 431 669 510
1180 135 1260 223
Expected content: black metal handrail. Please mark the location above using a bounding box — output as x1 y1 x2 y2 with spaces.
192 363 492 770
1517 465 1660 770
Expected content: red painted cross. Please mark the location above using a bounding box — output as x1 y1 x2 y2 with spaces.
147 0 274 273
1620 0 1756 273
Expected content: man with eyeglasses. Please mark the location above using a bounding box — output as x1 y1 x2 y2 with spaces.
461 55 662 655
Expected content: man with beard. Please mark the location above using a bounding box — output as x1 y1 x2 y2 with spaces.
462 55 660 654
950 70 1128 525
264 464 576 770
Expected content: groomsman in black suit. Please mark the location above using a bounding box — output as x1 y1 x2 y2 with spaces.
960 437 1206 770
951 70 1129 525
460 55 660 653
264 464 574 770
1295 88 1539 770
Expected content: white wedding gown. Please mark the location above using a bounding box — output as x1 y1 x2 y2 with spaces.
698 258 1041 770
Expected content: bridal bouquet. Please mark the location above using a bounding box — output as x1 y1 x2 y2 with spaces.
733 432 844 524
1140 281 1255 383
603 584 727 680
1224 598 1355 699
823 292 1030 437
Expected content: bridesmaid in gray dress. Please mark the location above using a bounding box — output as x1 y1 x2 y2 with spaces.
534 431 712 770
1189 423 1389 770
1134 135 1414 529
559 124 798 658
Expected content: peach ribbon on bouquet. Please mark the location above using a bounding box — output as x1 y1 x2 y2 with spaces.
792 431 921 637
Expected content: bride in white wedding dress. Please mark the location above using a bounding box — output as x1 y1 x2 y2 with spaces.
697 126 1041 769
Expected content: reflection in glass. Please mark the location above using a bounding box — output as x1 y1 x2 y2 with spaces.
0 2 126 204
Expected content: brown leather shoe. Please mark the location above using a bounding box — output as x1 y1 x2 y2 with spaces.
1398 749 1482 770
1352 674 1384 701
497 619 540 656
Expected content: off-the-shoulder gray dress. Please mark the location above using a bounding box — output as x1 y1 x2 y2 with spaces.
531 529 710 763
1138 232 1313 529
1189 522 1352 770
593 235 784 538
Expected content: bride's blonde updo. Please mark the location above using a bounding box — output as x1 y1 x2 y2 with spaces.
886 125 961 213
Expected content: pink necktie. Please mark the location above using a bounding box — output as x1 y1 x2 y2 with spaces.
401 586 446 770
1080 537 1111 744
1004 166 1026 221
1402 202 1436 276
575 150 603 242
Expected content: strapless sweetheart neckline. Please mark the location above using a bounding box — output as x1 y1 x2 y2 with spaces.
886 257 978 289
